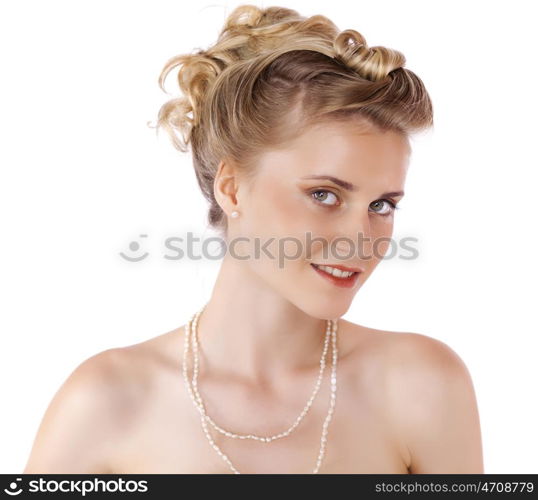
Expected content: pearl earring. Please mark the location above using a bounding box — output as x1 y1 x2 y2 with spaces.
231 210 239 218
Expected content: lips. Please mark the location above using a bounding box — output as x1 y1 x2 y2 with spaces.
312 263 364 274
310 263 362 289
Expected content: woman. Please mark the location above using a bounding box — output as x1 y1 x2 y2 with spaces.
23 4 483 474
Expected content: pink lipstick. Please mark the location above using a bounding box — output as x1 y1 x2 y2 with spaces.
310 263 362 289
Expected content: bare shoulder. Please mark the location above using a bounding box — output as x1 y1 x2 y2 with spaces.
353 324 483 473
339 319 476 386
376 329 478 404
23 334 172 474
338 320 483 473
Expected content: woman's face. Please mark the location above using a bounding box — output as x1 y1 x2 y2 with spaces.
229 119 411 320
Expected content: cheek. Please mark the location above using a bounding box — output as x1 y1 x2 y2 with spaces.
246 189 319 274
250 184 311 236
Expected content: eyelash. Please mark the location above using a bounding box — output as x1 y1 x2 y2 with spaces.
309 189 400 217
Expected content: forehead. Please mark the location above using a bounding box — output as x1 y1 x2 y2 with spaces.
257 120 411 179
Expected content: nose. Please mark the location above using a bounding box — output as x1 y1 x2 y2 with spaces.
334 210 373 261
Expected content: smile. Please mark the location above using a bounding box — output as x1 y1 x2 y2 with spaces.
310 263 361 288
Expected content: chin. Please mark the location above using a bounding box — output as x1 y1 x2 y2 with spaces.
289 267 358 320
289 293 353 322
260 264 356 320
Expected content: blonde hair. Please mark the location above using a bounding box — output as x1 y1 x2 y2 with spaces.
152 4 433 236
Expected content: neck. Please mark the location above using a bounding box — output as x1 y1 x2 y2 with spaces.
192 254 330 386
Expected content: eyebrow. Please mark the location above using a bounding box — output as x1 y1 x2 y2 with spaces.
300 175 405 198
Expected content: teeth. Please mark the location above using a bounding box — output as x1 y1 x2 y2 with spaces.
313 264 356 278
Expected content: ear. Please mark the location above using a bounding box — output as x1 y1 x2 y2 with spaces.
213 159 239 216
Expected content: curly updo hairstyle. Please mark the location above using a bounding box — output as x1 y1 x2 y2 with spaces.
152 4 433 237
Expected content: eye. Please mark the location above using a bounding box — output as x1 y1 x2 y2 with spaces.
369 199 400 217
310 189 340 207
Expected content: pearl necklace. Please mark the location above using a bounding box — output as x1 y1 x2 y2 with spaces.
188 303 332 442
182 305 339 474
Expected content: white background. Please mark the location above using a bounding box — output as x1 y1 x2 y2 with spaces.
1 0 536 473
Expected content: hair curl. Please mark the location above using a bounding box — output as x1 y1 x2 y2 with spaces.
151 4 434 236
